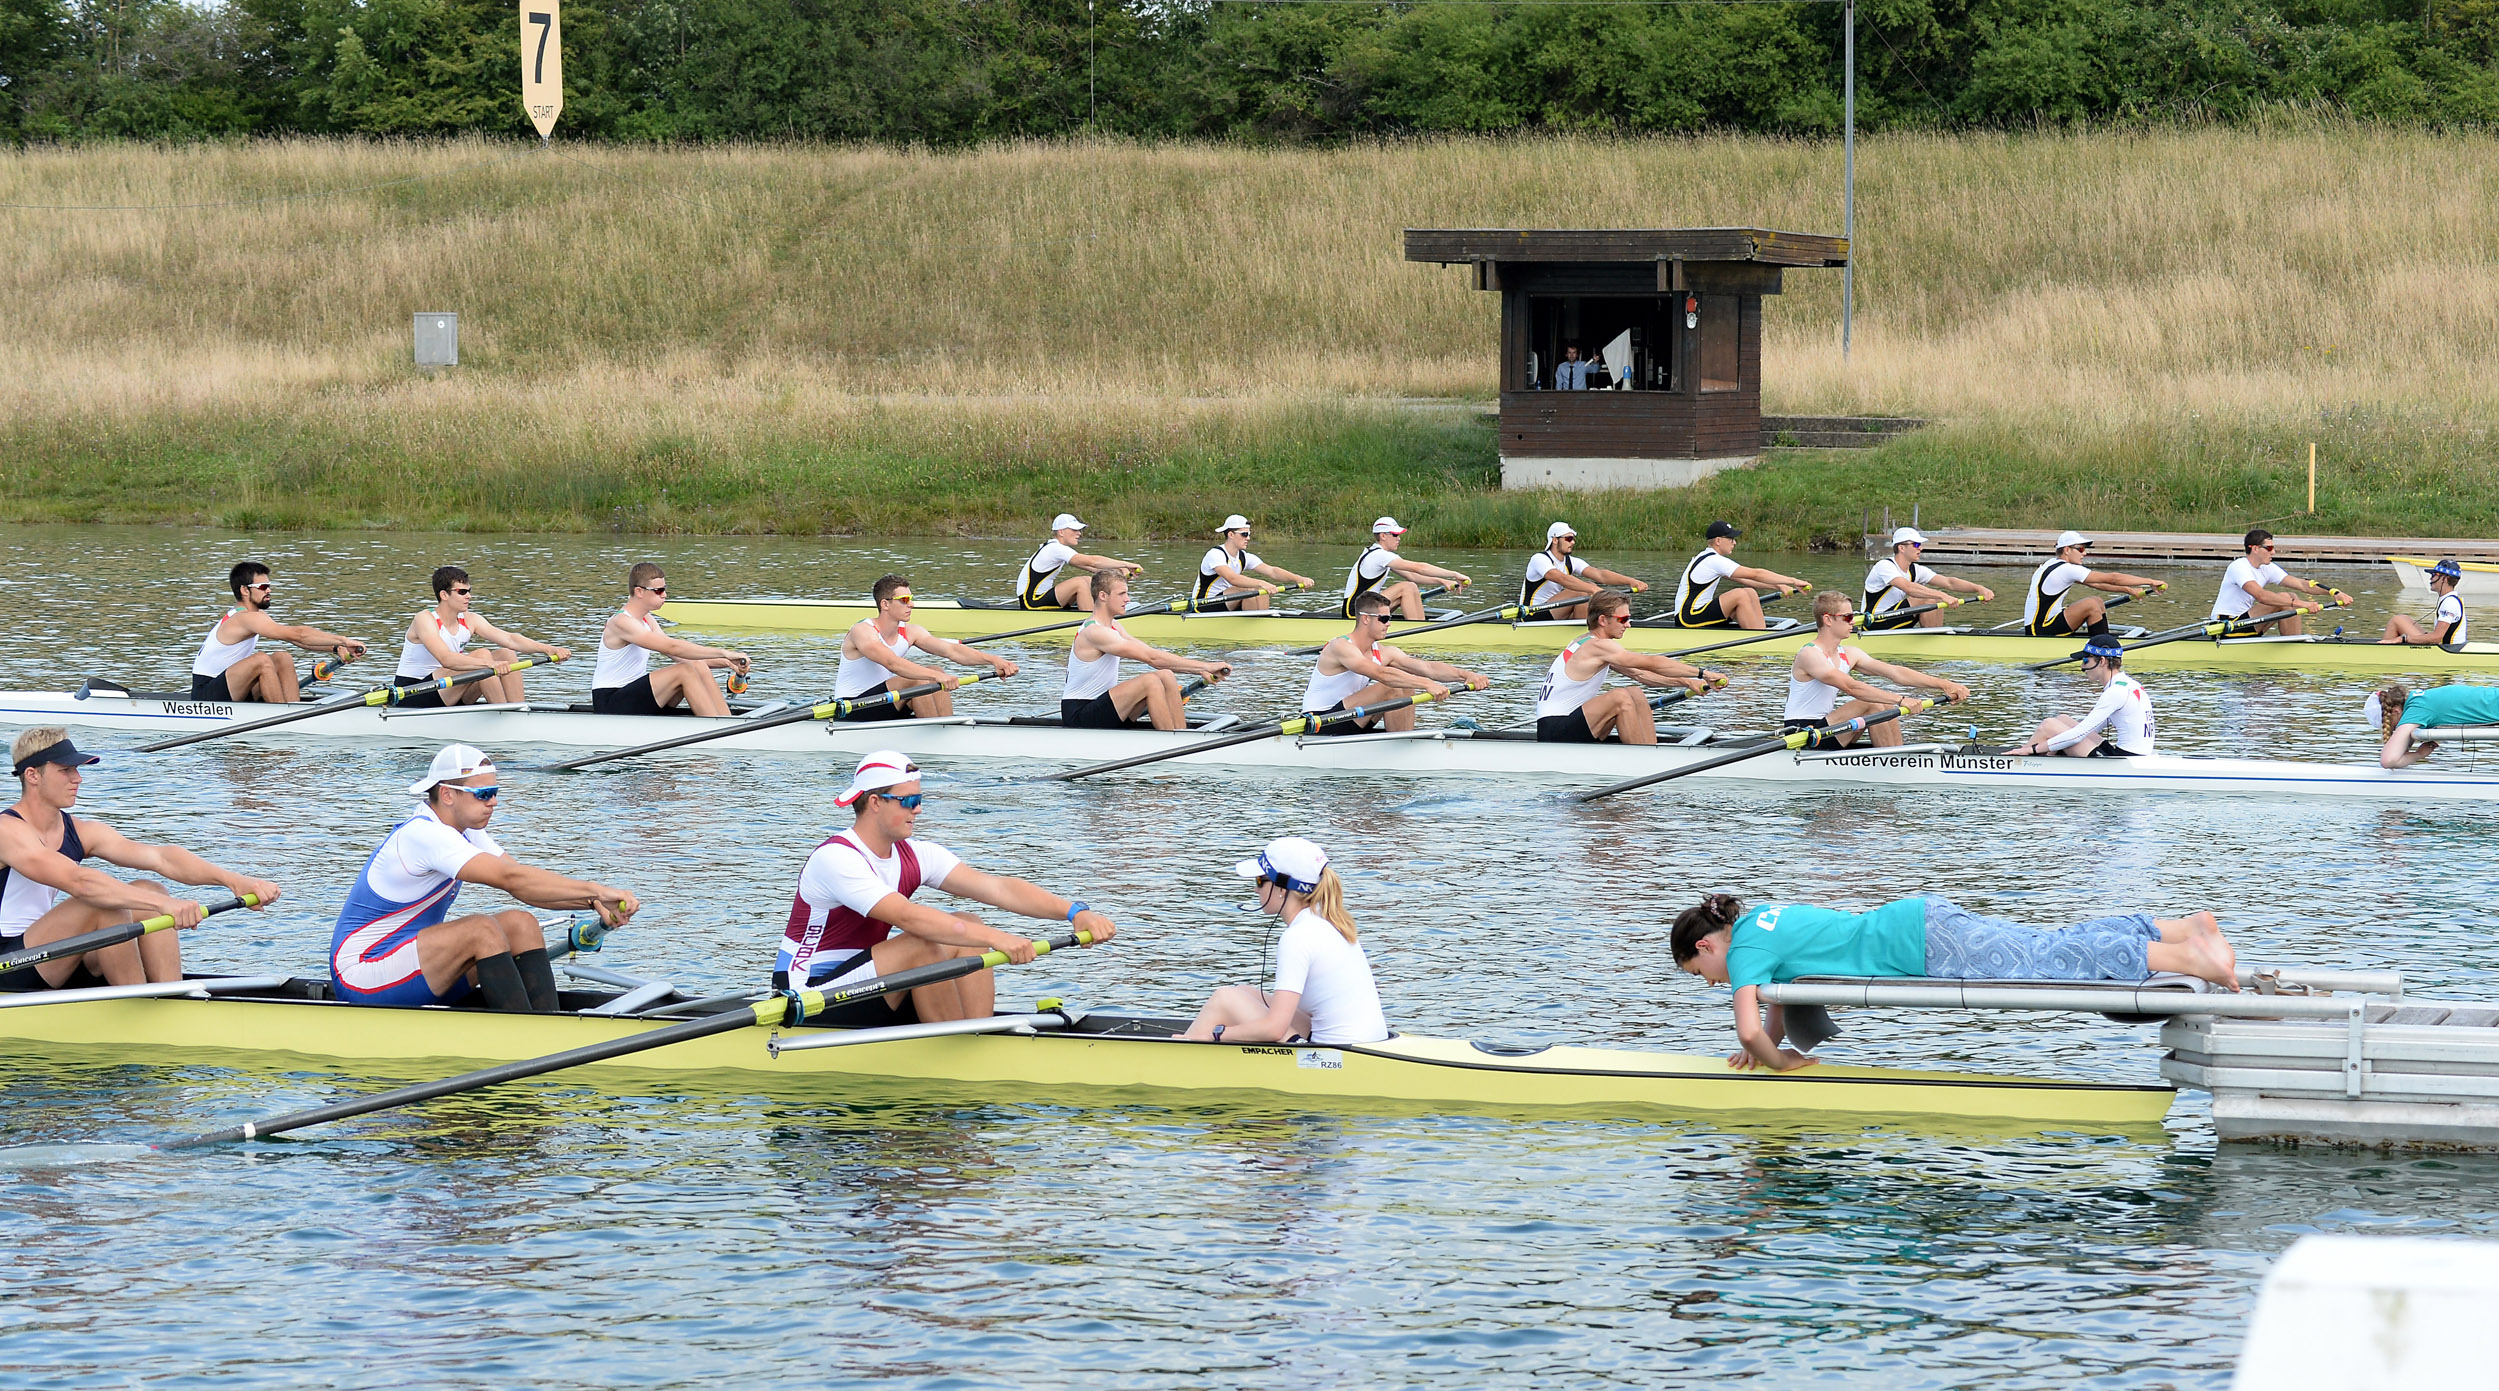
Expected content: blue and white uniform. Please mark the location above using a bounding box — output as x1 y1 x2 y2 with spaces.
331 807 503 1006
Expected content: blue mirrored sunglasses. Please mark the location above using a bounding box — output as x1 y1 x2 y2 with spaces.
452 784 499 802
876 792 925 809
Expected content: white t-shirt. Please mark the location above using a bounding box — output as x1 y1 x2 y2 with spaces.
1272 909 1387 1044
2437 593 2470 644
1864 558 1936 615
1676 550 1740 617
1199 546 1265 598
1524 551 1590 608
2024 559 2093 628
2211 558 2289 620
354 809 502 905
1022 541 1078 603
1343 545 1397 602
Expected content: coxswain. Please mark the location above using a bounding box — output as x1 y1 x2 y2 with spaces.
1063 571 1232 730
2022 531 2161 637
1182 837 1387 1046
331 745 638 1012
1672 892 2238 1071
591 563 751 718
393 565 572 707
2381 559 2471 646
1782 592 1971 747
834 574 1019 722
2368 681 2499 768
775 751 1120 1025
2009 633 2155 757
1534 593 1723 744
1304 591 1489 733
0 729 280 992
1522 521 1649 620
1670 521 1808 629
1342 517 1471 620
1861 527 1993 629
189 560 368 703
1020 514 1141 611
2212 529 2342 636
1195 515 1312 612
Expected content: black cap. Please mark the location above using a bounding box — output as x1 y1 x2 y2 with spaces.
1705 521 1741 540
13 737 100 776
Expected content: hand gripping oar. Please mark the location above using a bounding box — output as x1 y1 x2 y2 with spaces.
1644 601 1958 662
532 672 1007 773
1576 699 1940 803
1284 589 1623 658
0 894 261 975
957 585 1314 646
1982 588 2149 635
136 655 566 753
1053 688 1464 782
154 930 1095 1150
2020 603 2347 671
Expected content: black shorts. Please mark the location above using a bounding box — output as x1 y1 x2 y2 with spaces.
2087 742 2143 758
591 675 665 716
1781 717 1828 733
1677 596 1732 628
2028 612 2083 638
1536 709 1600 743
776 953 927 1029
1019 591 1078 612
391 674 446 709
1859 608 1926 631
1303 700 1369 736
1060 694 1129 729
0 935 107 994
837 698 912 723
189 672 234 701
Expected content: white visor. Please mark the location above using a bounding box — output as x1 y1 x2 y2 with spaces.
410 743 495 796
836 750 920 807
2363 692 2384 731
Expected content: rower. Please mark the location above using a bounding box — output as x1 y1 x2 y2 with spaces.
0 729 280 992
775 751 1120 1025
2010 633 2154 757
1535 593 1722 745
1671 892 2238 1072
2381 559 2470 647
1670 521 1807 629
1064 571 1232 730
592 563 751 718
1196 515 1312 612
2368 681 2499 768
1523 521 1649 621
1020 514 1141 611
1343 517 1471 620
393 565 572 707
1305 591 1489 734
1783 591 1971 748
835 574 1019 722
1182 836 1386 1046
190 560 369 703
2213 529 2341 636
1862 527 1993 629
2022 531 2160 637
331 744 638 1012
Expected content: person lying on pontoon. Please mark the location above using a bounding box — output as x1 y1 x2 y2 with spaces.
2369 681 2499 768
1669 893 2239 1073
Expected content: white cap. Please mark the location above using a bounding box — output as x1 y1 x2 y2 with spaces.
410 744 495 796
1220 514 1251 532
1547 521 1577 541
1233 835 1330 893
1051 513 1086 532
835 750 920 808
2363 692 2385 730
1372 516 1407 535
1891 526 1926 546
2055 530 2092 549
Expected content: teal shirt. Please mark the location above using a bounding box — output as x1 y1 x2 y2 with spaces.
2402 684 2499 730
1726 898 1930 990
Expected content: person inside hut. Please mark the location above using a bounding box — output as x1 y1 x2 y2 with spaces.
1553 344 1595 391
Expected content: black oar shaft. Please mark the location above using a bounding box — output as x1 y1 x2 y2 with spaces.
958 585 1312 646
0 895 256 974
1577 701 1928 803
536 672 1003 773
138 656 561 753
1053 688 1451 781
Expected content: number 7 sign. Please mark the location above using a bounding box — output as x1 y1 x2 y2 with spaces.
520 1 562 138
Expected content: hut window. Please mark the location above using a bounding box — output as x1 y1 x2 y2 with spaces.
1699 296 1740 392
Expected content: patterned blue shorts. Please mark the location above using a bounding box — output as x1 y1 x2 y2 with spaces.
1922 898 2158 981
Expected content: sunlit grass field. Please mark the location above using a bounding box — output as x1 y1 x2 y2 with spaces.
6 122 2495 542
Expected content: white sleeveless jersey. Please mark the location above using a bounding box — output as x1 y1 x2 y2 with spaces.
1064 620 1124 700
1197 545 1264 600
593 610 654 690
2023 559 2091 630
1783 646 1859 721
191 612 258 677
394 612 474 679
1303 639 1384 712
835 624 917 699
1535 636 1609 716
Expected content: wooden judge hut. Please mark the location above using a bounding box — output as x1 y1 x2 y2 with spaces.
1404 228 1848 490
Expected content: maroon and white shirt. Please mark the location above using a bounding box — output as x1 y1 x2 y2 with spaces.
777 831 962 986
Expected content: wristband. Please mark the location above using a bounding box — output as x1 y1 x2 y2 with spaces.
1065 900 1088 922
1212 1025 1226 1042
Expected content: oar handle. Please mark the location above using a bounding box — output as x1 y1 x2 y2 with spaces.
534 671 1002 773
0 893 259 975
782 930 1092 1024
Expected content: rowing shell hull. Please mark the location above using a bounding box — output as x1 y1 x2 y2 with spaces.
662 598 2499 673
8 693 2495 800
0 990 2173 1128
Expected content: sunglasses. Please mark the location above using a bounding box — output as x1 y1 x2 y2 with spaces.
244 582 272 592
1906 541 1924 549
449 784 499 802
450 587 473 596
875 792 926 809
888 593 915 604
637 584 668 595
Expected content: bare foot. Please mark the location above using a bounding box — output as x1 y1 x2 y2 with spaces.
2184 934 2239 991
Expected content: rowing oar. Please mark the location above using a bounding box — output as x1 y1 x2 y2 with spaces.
2020 603 2347 671
1283 588 1615 658
1576 699 1942 803
530 672 1008 773
1053 687 1466 782
1642 601 1959 662
0 894 261 975
154 930 1095 1150
136 655 566 753
958 584 1316 646
1982 587 2151 635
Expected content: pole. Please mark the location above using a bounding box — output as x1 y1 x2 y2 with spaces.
1841 0 1855 358
2308 442 2317 514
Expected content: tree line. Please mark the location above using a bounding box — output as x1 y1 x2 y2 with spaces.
6 0 2497 143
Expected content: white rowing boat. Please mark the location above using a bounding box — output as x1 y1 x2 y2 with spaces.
2388 555 2499 598
10 686 2499 800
